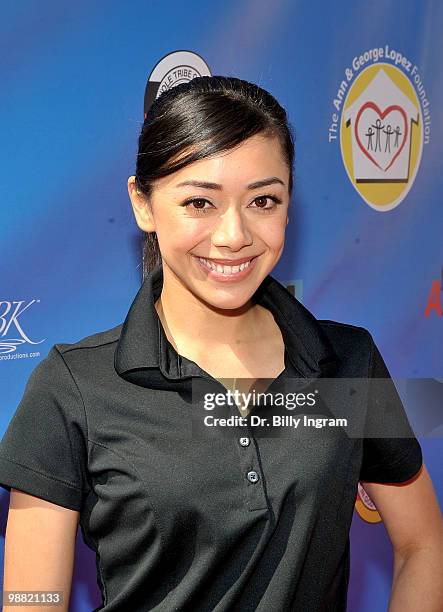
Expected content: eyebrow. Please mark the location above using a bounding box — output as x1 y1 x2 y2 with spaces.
174 177 286 190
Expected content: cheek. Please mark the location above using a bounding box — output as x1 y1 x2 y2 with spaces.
255 216 287 248
155 214 204 253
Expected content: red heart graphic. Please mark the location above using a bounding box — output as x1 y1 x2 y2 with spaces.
354 102 408 172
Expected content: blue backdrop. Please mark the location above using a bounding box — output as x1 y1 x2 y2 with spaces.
1 1 441 610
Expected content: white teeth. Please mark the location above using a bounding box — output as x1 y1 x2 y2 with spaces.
197 257 254 275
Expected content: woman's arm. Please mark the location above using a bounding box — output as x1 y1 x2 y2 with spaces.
361 463 443 612
3 488 80 612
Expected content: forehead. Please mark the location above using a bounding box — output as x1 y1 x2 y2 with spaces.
156 133 288 191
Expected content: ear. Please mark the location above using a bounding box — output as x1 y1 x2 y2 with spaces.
286 215 289 226
127 176 156 233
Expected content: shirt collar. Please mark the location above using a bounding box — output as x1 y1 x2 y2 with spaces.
114 264 340 390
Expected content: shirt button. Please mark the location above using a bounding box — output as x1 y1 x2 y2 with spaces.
239 437 250 447
247 470 260 483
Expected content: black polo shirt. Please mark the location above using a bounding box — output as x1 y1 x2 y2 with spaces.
0 264 422 611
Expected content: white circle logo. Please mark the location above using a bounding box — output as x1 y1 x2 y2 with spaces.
144 50 211 118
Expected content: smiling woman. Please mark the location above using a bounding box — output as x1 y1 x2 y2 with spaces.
130 132 290 307
131 77 294 283
0 76 441 612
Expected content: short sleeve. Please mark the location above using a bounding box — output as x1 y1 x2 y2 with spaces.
359 334 423 484
0 345 89 511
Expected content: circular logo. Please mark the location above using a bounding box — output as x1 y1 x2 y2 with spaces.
144 50 211 119
340 63 423 211
355 482 382 523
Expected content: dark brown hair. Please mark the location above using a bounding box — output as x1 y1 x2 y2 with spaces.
134 76 295 280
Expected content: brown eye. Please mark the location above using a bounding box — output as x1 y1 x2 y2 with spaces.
191 199 207 209
182 198 213 214
250 195 282 212
255 196 269 208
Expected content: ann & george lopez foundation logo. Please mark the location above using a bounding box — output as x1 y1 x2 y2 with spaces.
328 45 431 211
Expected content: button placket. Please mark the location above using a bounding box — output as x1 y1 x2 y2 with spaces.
235 423 268 511
223 382 268 512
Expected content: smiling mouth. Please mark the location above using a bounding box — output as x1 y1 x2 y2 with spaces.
195 255 257 274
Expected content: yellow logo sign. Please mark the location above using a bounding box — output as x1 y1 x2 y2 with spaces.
340 63 423 211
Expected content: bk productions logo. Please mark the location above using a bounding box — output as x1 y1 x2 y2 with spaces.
328 46 431 211
0 300 45 358
143 50 211 119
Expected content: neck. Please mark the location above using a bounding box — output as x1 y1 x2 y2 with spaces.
154 263 267 348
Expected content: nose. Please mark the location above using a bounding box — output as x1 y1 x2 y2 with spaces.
210 206 253 251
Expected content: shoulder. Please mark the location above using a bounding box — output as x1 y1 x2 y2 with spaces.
49 323 123 376
317 319 375 369
318 319 372 342
54 323 123 355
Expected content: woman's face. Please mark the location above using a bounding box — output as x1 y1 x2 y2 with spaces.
128 132 290 310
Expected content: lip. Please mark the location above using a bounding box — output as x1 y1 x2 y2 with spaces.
193 254 259 282
195 255 258 265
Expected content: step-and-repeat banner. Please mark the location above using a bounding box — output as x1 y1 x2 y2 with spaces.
1 2 441 610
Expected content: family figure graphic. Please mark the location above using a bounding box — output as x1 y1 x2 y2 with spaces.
365 118 402 153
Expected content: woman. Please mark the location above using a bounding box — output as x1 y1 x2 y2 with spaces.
1 76 442 612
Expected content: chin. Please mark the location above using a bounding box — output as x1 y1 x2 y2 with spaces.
197 285 260 311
